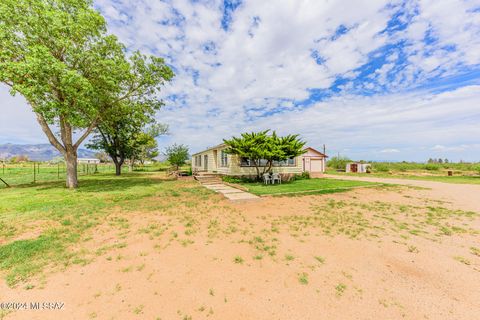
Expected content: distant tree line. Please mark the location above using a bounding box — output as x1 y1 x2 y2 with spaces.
427 158 449 164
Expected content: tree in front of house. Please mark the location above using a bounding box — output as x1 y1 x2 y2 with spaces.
223 130 306 179
165 144 189 170
0 0 173 188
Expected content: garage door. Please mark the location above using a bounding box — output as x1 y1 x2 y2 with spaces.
310 159 323 172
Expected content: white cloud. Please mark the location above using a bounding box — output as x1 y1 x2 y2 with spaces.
380 149 400 153
430 144 472 152
1 0 479 162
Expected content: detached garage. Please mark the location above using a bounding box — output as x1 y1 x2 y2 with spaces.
302 147 328 176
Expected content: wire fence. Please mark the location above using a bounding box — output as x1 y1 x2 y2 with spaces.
0 162 129 188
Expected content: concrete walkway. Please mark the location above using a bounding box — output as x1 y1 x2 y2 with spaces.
202 183 260 201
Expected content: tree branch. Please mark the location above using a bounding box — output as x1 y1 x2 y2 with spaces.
34 112 66 154
74 116 99 150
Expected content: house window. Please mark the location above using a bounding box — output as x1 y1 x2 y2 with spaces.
196 155 201 167
241 157 295 167
220 150 228 167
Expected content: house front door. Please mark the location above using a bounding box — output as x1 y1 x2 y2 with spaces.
204 155 208 171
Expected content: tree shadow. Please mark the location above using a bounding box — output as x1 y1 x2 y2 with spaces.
76 176 169 193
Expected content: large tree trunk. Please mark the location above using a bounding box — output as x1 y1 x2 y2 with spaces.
252 159 261 180
115 162 122 176
111 156 124 176
34 111 98 189
65 149 78 189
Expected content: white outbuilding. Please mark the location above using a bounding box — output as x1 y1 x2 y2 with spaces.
77 158 100 164
346 162 371 173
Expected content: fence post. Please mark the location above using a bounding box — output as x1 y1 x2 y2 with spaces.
57 163 60 179
33 162 36 183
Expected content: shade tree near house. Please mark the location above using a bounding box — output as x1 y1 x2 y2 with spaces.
0 0 173 188
88 117 168 176
223 130 306 179
165 144 189 170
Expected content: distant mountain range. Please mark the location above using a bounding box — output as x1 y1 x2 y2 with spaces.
0 143 96 161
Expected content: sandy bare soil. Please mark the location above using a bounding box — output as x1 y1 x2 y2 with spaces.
2 180 480 320
324 174 480 212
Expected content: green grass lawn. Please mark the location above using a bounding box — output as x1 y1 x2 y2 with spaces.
0 172 208 287
0 162 191 188
239 178 381 196
326 171 480 185
0 163 132 187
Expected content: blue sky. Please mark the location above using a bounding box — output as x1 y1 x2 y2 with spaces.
1 0 480 161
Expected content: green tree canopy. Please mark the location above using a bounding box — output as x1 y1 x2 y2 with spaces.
165 144 189 170
223 130 306 179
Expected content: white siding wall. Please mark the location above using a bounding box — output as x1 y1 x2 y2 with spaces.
192 146 303 176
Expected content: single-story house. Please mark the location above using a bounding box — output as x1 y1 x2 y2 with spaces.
191 144 327 177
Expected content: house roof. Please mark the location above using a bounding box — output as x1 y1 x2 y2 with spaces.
304 146 328 158
192 144 328 158
191 143 227 156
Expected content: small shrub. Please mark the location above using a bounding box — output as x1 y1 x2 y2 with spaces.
424 164 440 171
327 156 352 170
284 254 295 261
222 176 257 183
372 163 389 172
298 273 309 285
234 256 244 264
335 283 347 296
300 171 310 179
292 172 310 181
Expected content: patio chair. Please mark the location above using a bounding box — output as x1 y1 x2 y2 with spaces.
263 173 272 184
272 173 281 184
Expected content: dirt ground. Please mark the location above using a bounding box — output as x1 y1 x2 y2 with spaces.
2 178 480 320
